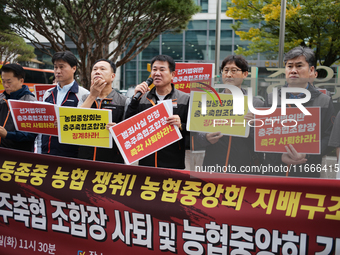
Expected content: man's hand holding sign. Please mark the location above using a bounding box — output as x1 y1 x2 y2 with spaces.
109 101 182 165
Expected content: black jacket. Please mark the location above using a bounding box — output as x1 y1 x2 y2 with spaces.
78 90 127 163
0 85 37 152
125 84 189 169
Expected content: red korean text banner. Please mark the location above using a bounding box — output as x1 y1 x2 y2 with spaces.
255 107 320 154
0 148 339 254
173 63 214 93
8 100 58 136
34 84 55 102
110 102 182 165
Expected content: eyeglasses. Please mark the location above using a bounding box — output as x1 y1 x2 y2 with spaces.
222 68 242 74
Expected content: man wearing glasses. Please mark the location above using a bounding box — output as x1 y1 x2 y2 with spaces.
195 55 264 172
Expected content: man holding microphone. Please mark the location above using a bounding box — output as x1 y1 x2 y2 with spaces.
125 55 189 169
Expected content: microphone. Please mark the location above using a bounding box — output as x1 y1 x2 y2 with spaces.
133 77 153 100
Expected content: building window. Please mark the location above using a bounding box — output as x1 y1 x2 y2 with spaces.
139 36 160 60
161 32 183 61
195 0 208 13
234 20 259 61
221 0 227 12
120 19 257 90
185 30 206 60
209 30 233 61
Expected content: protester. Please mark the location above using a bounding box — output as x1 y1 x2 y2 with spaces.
125 55 189 169
0 64 37 151
41 51 89 158
329 111 340 161
194 55 264 171
264 46 334 177
78 59 127 163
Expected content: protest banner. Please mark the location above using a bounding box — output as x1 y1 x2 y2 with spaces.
187 91 249 137
56 106 112 148
255 107 320 154
0 147 339 254
172 63 214 94
33 84 56 102
109 101 182 165
318 89 327 95
8 100 58 136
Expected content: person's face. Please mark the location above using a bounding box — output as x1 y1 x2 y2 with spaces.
285 55 314 87
151 61 175 88
221 62 248 88
91 61 115 85
54 59 76 86
1 71 24 94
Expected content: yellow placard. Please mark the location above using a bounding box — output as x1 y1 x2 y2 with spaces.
188 91 249 137
56 106 112 148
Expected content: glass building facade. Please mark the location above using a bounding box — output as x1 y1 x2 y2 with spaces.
120 19 260 90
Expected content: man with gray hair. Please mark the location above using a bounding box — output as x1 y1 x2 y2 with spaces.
264 46 334 177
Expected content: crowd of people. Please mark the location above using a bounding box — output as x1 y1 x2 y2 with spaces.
0 46 339 178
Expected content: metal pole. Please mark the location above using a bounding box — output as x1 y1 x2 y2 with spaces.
215 0 221 76
278 0 286 68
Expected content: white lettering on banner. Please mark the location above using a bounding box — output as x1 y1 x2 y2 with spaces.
50 200 108 241
200 86 312 116
1 189 340 253
213 119 298 128
112 210 153 248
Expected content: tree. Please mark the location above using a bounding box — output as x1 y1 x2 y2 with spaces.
0 0 26 32
226 0 340 67
5 0 200 89
0 31 36 63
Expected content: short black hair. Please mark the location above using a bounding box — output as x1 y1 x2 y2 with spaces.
151 55 176 72
0 63 25 80
92 59 116 73
220 55 249 73
52 51 78 69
